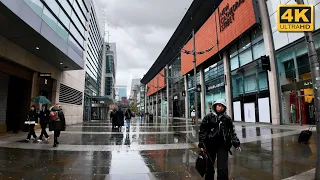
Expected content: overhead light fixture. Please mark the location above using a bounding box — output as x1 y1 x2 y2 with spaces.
60 62 63 65
36 47 40 50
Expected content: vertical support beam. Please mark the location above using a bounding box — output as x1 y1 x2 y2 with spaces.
199 67 206 118
257 0 281 125
160 90 163 119
101 42 106 96
166 65 170 120
293 51 302 125
31 72 39 107
223 51 233 116
144 85 147 114
156 92 158 119
184 75 189 118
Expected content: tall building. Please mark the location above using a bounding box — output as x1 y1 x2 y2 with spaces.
0 0 90 132
115 86 127 103
129 79 141 105
141 0 320 125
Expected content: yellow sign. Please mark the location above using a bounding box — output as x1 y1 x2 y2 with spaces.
277 4 314 32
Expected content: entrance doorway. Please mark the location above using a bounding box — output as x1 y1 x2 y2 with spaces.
6 75 31 132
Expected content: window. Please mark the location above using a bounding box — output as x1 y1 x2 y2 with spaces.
252 41 265 60
56 21 69 41
43 0 60 17
230 56 239 71
71 11 85 35
59 0 72 16
69 23 84 47
259 72 268 91
239 49 253 66
24 0 44 17
42 7 58 32
58 9 70 29
73 1 86 25
77 0 88 13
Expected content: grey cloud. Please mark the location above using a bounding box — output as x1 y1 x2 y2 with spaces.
95 0 193 87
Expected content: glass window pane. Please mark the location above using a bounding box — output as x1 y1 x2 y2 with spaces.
273 31 289 50
230 43 238 58
59 0 72 16
43 0 60 16
244 75 257 93
252 41 265 60
251 26 263 44
73 1 86 25
42 7 58 31
259 72 268 91
238 35 251 53
239 49 253 66
232 74 243 98
24 0 44 17
315 3 320 30
315 33 320 49
230 56 239 71
71 11 85 35
77 0 88 12
69 23 84 47
56 22 69 41
58 9 70 29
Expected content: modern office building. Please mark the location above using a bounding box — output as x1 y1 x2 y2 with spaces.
115 86 127 103
141 0 320 125
129 79 141 104
0 0 91 133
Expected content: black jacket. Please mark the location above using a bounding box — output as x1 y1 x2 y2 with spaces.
49 106 66 131
39 110 50 124
25 110 38 125
199 113 240 152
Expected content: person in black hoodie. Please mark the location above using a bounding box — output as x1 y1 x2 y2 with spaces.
198 99 241 180
49 104 66 147
25 105 38 141
38 104 50 142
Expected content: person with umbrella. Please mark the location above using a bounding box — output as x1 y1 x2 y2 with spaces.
38 104 50 142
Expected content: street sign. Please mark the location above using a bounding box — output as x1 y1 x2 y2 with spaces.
277 4 314 32
39 73 51 77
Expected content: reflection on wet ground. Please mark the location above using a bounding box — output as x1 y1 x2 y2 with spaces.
0 118 316 179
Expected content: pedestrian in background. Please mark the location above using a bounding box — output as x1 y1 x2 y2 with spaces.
198 99 241 180
38 104 50 142
49 104 66 147
25 105 38 141
125 108 132 131
191 109 196 124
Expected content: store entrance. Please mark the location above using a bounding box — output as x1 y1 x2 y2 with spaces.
6 75 32 132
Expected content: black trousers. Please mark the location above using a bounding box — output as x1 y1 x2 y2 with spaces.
54 130 61 144
205 145 229 180
27 124 37 139
39 124 49 139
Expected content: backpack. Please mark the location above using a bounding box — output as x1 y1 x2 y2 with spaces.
50 111 59 121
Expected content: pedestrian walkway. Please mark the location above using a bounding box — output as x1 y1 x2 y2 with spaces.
0 118 316 179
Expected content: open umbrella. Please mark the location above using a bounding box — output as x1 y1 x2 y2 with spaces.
31 96 51 104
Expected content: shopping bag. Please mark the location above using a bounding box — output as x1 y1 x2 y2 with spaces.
196 151 208 177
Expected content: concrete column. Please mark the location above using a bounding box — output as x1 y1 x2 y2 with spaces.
258 0 281 125
184 75 189 118
223 51 233 116
101 42 106 96
30 72 39 107
200 67 206 118
144 85 147 114
151 96 154 115
166 65 170 120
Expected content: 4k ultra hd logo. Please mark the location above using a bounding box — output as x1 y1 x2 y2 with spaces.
277 4 314 32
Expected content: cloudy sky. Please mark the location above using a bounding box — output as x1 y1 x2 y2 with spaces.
96 0 193 94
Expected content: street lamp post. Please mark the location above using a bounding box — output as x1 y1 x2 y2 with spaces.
192 29 199 139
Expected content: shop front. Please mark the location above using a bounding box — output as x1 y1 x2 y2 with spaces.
277 32 320 125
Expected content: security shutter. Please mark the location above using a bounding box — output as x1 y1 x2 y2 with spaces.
59 83 83 105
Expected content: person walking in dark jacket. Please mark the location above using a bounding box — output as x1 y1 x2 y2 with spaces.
114 109 124 129
49 104 66 147
38 104 50 142
25 105 38 141
198 99 241 180
125 109 132 131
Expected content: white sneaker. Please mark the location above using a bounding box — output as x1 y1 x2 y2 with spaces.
37 139 42 142
26 139 30 142
45 137 50 141
31 137 35 140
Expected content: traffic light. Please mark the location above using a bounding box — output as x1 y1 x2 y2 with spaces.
261 55 271 71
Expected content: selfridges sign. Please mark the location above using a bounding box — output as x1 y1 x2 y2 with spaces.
219 0 245 32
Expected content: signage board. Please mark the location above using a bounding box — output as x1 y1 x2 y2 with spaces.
39 73 51 77
277 4 314 32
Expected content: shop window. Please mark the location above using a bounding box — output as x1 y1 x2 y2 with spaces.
297 54 311 75
244 75 257 93
252 41 265 60
238 35 251 53
239 49 253 66
230 56 239 71
232 73 243 98
259 72 268 91
251 26 264 44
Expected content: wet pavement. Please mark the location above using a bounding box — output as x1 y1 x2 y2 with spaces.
0 118 316 180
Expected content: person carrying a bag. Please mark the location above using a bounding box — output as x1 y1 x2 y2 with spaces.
198 99 241 180
25 105 38 141
49 104 66 147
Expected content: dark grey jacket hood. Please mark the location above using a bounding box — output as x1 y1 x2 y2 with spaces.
212 99 227 114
